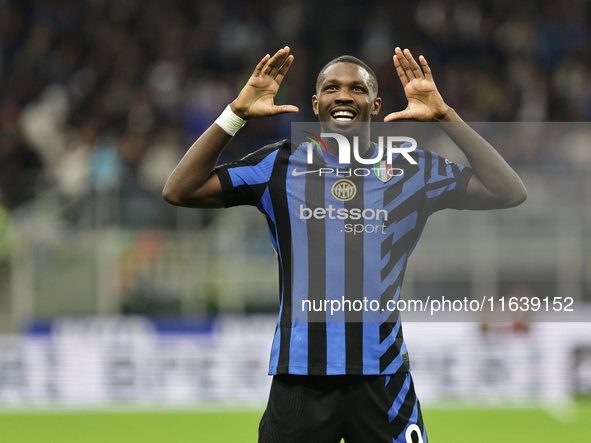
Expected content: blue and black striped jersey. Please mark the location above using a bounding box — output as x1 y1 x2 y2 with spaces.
215 140 473 376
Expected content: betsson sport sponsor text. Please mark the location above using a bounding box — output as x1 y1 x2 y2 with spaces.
299 205 387 235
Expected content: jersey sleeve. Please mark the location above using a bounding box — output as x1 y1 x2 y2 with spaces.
424 151 473 212
214 142 281 207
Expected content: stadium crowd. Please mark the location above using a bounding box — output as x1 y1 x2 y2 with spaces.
1 0 591 225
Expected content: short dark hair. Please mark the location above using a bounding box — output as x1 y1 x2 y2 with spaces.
316 55 378 95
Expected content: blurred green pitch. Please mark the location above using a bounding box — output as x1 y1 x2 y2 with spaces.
1 400 590 443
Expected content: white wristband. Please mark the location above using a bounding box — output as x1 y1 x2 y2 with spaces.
215 105 247 136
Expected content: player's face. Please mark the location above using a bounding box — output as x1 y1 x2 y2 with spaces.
312 63 381 132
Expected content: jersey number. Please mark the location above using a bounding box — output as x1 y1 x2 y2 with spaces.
405 424 424 443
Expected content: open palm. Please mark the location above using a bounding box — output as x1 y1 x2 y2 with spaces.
384 48 450 122
232 47 299 120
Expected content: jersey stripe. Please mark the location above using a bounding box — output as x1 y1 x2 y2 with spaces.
288 150 309 374
426 182 457 199
324 176 347 374
269 142 294 372
380 321 406 374
305 156 327 374
344 174 364 373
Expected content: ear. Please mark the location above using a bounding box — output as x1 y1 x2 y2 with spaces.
312 94 319 115
371 96 382 116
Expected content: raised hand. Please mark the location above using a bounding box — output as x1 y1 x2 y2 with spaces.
231 47 299 120
384 47 450 122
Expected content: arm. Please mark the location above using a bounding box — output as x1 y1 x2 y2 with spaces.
384 47 527 210
162 47 299 208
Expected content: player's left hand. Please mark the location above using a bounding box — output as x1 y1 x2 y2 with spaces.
384 48 451 122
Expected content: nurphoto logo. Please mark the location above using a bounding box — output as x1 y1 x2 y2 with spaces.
303 131 418 165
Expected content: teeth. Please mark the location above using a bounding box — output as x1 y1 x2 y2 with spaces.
332 111 355 120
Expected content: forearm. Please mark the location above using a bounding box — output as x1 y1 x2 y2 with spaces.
162 123 231 207
439 109 527 208
163 47 297 208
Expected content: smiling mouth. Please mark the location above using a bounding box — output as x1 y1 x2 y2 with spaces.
331 110 357 122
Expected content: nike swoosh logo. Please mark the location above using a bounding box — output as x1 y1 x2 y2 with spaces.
292 168 321 176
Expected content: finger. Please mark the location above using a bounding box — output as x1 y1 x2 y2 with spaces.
270 46 291 78
261 48 286 75
404 48 424 79
265 47 290 77
396 47 416 80
384 109 412 122
393 53 409 87
274 55 294 86
253 54 271 77
270 50 291 79
270 104 300 115
419 55 434 82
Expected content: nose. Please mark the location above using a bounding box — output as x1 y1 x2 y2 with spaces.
335 89 354 103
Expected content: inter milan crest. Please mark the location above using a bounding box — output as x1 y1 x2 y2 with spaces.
373 159 394 183
331 179 357 201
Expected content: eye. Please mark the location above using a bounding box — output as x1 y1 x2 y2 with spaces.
325 85 337 91
353 86 365 92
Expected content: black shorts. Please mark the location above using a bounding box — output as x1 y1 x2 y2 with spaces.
258 373 427 443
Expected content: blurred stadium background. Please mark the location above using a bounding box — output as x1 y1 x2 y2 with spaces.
1 0 591 441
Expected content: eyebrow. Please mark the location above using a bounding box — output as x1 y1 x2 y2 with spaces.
321 78 368 87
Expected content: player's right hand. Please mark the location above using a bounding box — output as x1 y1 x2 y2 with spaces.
230 47 299 120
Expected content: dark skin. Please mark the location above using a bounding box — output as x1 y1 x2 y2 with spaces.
163 46 527 210
312 63 381 158
162 47 297 208
385 47 527 209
